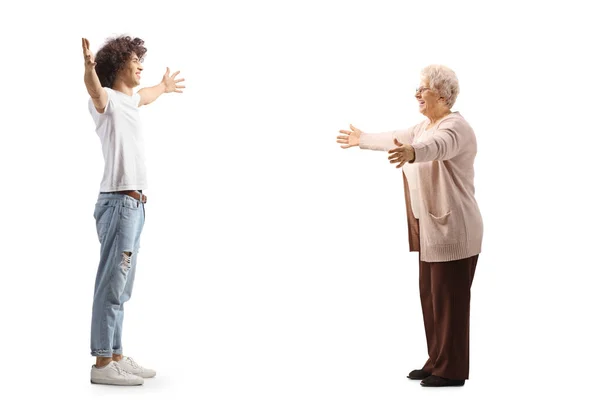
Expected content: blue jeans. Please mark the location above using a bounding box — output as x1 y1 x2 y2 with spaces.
91 192 145 357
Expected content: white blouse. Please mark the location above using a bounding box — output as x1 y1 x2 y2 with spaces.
402 128 430 219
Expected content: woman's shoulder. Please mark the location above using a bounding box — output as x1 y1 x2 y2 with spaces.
439 112 473 132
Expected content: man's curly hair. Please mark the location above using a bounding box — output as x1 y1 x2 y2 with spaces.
95 35 147 88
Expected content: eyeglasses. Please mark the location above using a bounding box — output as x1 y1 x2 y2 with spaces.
415 86 431 94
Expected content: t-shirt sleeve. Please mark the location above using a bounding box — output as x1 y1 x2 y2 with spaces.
88 87 114 119
132 92 141 108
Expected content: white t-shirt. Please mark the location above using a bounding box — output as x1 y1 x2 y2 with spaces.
89 87 147 192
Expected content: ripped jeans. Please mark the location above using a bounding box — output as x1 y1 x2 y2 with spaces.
91 192 145 357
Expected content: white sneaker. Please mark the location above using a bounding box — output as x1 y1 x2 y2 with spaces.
117 356 156 378
91 361 144 385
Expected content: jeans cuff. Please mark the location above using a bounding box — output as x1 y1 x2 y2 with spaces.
91 349 112 357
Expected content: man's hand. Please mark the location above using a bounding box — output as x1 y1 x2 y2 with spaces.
337 124 363 149
388 138 415 168
162 68 185 94
82 38 96 69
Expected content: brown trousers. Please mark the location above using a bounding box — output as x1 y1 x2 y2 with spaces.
419 254 478 380
402 172 478 380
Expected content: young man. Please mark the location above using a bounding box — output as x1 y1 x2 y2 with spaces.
83 36 185 386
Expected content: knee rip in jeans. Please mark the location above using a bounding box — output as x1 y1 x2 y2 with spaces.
120 252 132 273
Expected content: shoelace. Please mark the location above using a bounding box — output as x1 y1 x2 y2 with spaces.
111 362 133 376
125 357 141 369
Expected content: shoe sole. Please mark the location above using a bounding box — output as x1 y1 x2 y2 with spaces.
420 382 465 387
421 384 465 387
407 375 431 380
128 372 156 379
90 379 143 386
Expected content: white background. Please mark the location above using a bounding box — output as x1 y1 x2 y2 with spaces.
1 0 599 399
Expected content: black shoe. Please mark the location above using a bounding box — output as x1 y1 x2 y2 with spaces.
407 369 432 380
420 375 465 387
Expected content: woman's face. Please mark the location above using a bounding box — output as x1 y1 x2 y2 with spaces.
415 80 440 117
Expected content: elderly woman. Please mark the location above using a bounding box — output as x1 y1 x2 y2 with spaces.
336 65 483 388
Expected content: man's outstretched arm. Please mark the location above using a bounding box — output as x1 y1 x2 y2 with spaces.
82 38 107 113
138 67 185 106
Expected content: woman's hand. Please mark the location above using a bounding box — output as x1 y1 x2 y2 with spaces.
337 124 363 149
388 138 415 168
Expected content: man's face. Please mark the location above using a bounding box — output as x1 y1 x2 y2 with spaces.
119 52 143 88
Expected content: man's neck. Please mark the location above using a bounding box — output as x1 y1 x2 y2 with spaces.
112 80 134 96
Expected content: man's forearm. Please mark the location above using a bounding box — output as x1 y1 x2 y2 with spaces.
138 82 166 106
84 67 103 98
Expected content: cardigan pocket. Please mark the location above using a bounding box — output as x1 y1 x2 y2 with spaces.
426 210 461 243
428 210 452 221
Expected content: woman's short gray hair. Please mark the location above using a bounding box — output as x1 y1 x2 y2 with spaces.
421 65 460 108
